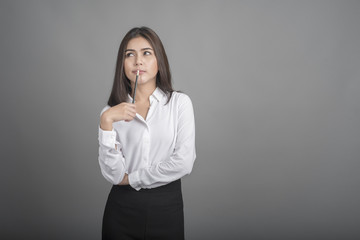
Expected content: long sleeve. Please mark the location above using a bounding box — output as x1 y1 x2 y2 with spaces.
98 107 127 185
128 95 196 190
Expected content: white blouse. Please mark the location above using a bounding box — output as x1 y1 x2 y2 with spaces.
98 87 196 191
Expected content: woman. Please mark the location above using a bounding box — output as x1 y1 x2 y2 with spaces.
98 26 196 239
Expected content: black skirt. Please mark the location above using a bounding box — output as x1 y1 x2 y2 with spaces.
102 179 184 240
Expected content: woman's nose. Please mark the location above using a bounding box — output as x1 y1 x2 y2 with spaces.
135 55 143 65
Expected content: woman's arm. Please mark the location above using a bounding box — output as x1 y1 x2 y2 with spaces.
98 104 136 185
128 94 196 190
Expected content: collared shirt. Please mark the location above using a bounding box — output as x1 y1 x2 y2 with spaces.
98 87 196 191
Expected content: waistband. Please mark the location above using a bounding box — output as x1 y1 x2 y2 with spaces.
112 179 182 193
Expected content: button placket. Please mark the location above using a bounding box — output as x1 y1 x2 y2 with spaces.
142 124 151 166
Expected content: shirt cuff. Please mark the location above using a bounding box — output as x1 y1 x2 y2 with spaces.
128 170 141 191
98 126 121 149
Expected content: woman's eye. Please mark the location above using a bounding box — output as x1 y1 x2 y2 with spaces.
126 52 134 57
144 51 151 56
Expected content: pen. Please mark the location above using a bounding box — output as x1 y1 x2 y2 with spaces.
132 69 139 104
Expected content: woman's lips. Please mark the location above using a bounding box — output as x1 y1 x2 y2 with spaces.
132 70 145 74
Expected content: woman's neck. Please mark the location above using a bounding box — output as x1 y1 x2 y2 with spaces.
132 81 156 103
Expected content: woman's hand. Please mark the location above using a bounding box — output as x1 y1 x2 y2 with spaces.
100 103 137 130
118 174 129 185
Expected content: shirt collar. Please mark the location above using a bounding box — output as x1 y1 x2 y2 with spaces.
151 87 166 102
127 87 166 103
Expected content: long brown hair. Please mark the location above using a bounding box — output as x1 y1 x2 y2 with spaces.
107 27 173 106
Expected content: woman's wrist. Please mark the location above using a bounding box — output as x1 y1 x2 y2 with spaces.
119 174 129 185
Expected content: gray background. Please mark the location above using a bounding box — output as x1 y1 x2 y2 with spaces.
1 0 360 239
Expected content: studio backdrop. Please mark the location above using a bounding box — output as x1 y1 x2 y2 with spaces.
1 1 360 239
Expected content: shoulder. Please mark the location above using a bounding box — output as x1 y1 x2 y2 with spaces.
170 91 193 105
99 105 111 117
169 91 194 113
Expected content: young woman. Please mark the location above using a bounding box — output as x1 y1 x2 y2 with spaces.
98 27 196 239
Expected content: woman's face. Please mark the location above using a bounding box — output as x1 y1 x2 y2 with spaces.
124 37 158 86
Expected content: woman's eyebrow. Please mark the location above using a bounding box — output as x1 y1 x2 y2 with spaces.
125 47 153 52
